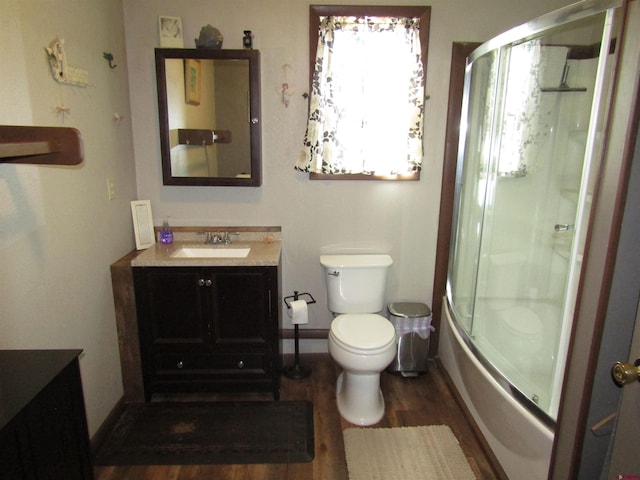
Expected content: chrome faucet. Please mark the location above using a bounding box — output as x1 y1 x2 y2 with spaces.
204 232 238 244
204 232 224 244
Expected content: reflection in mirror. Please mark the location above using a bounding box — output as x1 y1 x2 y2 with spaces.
155 49 261 186
166 58 250 177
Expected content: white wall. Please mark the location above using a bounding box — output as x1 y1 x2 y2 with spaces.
0 0 137 435
0 0 573 438
124 0 572 353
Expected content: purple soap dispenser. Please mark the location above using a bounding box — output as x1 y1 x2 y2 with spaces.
159 217 173 244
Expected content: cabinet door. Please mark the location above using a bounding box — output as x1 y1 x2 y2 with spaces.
135 267 211 400
135 268 209 347
211 268 274 350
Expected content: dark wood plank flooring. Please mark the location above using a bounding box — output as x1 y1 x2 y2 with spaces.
94 355 501 479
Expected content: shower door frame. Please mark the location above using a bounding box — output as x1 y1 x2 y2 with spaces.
434 0 640 477
448 0 623 424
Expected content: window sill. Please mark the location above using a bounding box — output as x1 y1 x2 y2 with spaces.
309 172 420 181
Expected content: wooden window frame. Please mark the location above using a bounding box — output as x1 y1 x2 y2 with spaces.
307 5 431 181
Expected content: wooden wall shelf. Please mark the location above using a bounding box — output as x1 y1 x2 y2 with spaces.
0 125 83 165
177 128 232 145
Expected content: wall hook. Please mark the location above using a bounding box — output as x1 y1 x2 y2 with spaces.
102 52 117 69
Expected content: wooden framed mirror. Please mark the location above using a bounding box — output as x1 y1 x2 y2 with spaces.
155 48 261 186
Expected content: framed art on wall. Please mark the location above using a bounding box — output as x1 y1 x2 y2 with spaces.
184 59 201 105
159 16 184 47
130 200 155 250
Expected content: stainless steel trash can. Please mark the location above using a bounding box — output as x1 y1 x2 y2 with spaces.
386 302 433 377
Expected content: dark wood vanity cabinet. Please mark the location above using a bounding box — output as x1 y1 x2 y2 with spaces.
0 350 93 480
133 266 280 400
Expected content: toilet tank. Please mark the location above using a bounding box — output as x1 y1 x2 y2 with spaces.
320 254 393 313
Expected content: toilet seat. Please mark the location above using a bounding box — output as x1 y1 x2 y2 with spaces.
330 314 396 355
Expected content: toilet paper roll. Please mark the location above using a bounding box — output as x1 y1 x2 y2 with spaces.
287 299 308 325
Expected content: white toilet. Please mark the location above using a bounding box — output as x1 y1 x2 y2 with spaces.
320 254 396 426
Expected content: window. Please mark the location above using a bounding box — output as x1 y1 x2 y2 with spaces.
296 6 430 180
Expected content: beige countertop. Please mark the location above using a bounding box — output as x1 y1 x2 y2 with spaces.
130 228 281 267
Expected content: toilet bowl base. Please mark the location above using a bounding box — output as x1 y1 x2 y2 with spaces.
335 371 385 426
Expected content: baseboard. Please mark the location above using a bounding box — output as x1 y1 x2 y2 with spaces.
282 351 330 364
90 395 126 458
279 328 328 339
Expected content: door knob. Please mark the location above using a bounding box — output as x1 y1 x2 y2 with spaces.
611 359 640 386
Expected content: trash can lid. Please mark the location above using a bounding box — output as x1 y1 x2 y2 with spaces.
388 302 431 318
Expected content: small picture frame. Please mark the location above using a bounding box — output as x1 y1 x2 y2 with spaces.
159 15 184 47
130 200 155 250
184 59 201 105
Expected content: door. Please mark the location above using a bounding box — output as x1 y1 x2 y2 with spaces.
577 66 640 478
603 76 640 478
606 300 640 478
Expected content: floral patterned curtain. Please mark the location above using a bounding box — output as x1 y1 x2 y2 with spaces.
296 16 425 175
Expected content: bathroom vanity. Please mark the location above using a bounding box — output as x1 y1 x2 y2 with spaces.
133 265 279 400
111 227 282 402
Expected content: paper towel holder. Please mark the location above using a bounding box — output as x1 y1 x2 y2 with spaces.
283 291 315 379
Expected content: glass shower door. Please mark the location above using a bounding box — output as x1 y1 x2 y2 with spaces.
447 3 622 420
447 49 498 333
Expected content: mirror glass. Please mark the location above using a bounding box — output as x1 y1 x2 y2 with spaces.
155 49 261 186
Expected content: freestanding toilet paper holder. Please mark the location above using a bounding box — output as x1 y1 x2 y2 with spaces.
283 291 315 379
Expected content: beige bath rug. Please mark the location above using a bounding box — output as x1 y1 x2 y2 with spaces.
343 425 476 480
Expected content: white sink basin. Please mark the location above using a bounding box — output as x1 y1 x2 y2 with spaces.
171 247 251 258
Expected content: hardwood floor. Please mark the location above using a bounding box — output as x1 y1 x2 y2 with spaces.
94 355 502 479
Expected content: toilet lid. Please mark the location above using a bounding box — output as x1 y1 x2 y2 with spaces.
330 314 396 352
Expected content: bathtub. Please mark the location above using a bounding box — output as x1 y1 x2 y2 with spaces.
439 297 555 480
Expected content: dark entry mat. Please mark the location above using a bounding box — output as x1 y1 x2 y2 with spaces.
94 401 314 465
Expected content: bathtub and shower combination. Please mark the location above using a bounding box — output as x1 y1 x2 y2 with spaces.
439 1 626 478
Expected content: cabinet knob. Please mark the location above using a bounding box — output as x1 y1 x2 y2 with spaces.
198 279 205 286
237 360 245 369
176 361 184 369
205 279 213 287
